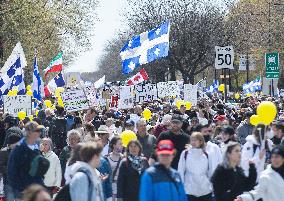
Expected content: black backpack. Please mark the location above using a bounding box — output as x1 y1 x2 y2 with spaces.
54 170 92 201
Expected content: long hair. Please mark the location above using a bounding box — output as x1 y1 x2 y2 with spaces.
67 143 83 166
222 142 240 169
190 132 205 149
126 140 142 157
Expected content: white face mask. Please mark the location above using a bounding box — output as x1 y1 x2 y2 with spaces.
266 130 275 139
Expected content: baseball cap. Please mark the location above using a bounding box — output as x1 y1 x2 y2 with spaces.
25 121 44 133
6 133 22 145
125 119 135 127
156 140 175 155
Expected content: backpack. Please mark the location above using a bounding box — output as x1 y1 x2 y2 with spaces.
29 155 50 177
54 170 92 201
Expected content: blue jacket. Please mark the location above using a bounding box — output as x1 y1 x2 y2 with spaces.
7 139 43 191
140 163 187 201
97 157 112 200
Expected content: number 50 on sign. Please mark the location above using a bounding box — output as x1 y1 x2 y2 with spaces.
215 46 234 70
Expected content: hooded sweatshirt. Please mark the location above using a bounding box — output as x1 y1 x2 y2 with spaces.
236 120 254 145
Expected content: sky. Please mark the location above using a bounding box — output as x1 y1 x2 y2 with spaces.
67 0 127 73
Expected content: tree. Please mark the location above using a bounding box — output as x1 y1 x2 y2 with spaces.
0 0 98 83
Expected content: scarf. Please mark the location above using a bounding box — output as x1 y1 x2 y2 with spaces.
127 154 144 174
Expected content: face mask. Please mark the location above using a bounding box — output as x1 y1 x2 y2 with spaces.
266 130 275 139
115 147 123 153
203 135 211 143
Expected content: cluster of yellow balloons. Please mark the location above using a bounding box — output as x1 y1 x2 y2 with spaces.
250 101 277 126
7 89 18 96
176 100 192 110
44 100 52 108
26 85 33 96
121 130 137 147
142 109 152 121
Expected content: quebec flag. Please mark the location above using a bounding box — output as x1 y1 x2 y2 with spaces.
32 56 44 102
0 57 26 96
205 80 219 93
243 77 262 94
120 21 170 74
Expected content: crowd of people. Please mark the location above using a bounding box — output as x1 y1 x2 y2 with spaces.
0 94 284 201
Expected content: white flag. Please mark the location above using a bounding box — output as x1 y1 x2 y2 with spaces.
94 75 105 89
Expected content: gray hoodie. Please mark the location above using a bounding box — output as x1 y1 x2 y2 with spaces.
236 120 254 145
70 161 104 201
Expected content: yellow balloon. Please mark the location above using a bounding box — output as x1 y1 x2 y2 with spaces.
18 111 26 121
246 93 251 97
218 84 225 92
234 93 240 100
35 110 39 116
44 100 52 108
121 130 137 147
176 100 185 109
55 87 65 97
142 109 152 120
250 115 260 126
58 97 64 107
185 102 192 110
29 115 33 121
12 89 18 95
26 85 32 91
257 101 277 125
7 90 14 96
26 90 33 96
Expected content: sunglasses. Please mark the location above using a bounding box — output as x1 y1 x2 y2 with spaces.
97 133 107 136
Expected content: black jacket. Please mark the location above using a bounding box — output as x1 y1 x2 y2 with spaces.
157 130 189 169
117 157 149 201
211 164 257 201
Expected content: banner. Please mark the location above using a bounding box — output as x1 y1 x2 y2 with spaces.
157 81 180 98
3 95 32 116
184 84 198 105
85 85 98 106
134 84 158 103
65 72 82 87
61 90 89 112
118 86 134 109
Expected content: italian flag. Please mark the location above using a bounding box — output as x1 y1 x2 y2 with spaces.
44 52 63 77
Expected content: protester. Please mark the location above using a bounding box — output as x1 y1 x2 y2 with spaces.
20 184 51 201
69 142 105 201
124 119 135 132
104 137 124 200
83 122 97 142
96 125 111 156
178 132 212 201
157 114 189 169
140 140 187 201
219 125 236 154
0 133 21 201
59 129 81 176
8 121 50 199
270 121 284 145
236 111 254 145
117 140 149 201
2 115 23 148
40 138 62 196
153 114 172 138
211 142 257 201
64 143 83 184
235 145 284 201
241 124 273 180
136 118 157 159
105 118 118 138
97 156 113 201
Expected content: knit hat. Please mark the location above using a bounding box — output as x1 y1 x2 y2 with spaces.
271 145 284 159
6 133 21 145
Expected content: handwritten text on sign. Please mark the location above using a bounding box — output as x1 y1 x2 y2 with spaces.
134 84 158 103
61 90 89 112
3 95 32 116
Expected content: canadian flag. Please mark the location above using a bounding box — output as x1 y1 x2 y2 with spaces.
127 68 149 86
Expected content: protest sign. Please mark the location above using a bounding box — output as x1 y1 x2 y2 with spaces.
134 84 158 103
118 86 134 109
61 90 89 112
85 85 98 106
157 81 180 98
3 95 32 116
184 84 198 105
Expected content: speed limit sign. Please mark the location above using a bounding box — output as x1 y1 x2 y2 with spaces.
215 46 234 69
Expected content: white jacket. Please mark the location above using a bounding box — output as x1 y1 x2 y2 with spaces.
240 165 284 201
241 135 273 180
205 141 222 177
178 148 212 196
43 151 62 187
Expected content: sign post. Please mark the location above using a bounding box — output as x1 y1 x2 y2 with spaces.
265 52 280 96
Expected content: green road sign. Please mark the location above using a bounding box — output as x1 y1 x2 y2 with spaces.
265 52 280 79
